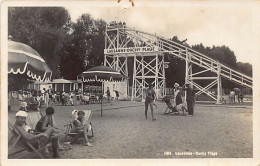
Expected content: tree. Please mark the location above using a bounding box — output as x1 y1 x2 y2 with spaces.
8 7 72 78
208 45 237 68
237 62 252 77
60 14 107 80
167 37 250 89
8 73 34 91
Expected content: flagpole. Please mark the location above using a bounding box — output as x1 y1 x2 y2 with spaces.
101 81 103 116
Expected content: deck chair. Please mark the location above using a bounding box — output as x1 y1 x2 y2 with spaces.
163 98 186 115
26 111 43 129
8 122 47 159
64 110 94 143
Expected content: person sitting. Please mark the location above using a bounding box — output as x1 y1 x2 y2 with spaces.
35 107 56 132
174 85 187 113
68 110 92 147
81 93 88 104
28 92 40 111
35 107 62 151
68 92 74 106
18 90 25 101
14 111 60 158
61 91 65 105
62 92 70 106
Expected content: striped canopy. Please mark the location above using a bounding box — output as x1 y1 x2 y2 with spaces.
78 65 125 82
8 40 52 82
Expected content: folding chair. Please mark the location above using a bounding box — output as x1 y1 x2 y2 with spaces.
8 122 47 159
26 111 43 129
64 110 94 143
163 98 186 115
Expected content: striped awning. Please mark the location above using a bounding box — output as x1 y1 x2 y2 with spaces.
8 40 52 82
78 65 125 82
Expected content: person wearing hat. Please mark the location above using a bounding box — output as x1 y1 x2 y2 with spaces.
145 83 156 121
182 83 196 116
173 83 180 97
172 83 184 114
13 111 60 158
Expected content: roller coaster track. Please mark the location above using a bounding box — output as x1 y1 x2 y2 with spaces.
120 26 253 88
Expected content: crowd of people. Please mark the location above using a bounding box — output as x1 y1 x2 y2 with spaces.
13 86 124 113
228 90 244 104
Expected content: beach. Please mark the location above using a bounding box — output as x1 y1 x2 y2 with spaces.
8 101 253 159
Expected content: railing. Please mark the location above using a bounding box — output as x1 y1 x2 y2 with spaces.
121 27 252 88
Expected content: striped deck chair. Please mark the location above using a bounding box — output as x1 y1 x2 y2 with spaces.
8 122 47 159
26 111 43 129
64 110 94 143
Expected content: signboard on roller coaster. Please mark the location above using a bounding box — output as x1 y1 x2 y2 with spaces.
104 46 159 54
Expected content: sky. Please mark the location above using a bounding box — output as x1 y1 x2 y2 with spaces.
65 1 260 65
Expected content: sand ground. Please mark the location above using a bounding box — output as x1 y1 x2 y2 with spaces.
8 101 253 159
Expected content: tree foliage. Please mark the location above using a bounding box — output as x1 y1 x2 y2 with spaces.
166 36 252 89
60 14 106 79
8 7 72 78
236 62 252 77
8 8 252 91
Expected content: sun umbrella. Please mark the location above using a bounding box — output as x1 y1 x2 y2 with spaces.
78 65 125 82
78 65 126 116
8 40 52 82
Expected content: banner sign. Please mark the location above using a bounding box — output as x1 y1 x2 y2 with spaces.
104 47 159 54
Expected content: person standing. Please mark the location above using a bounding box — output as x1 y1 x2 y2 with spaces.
106 87 111 103
113 90 122 103
42 88 49 107
173 83 180 106
48 86 53 103
229 90 235 104
183 83 195 116
238 91 244 103
145 83 156 121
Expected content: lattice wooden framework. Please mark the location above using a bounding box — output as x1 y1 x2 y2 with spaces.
104 21 252 103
